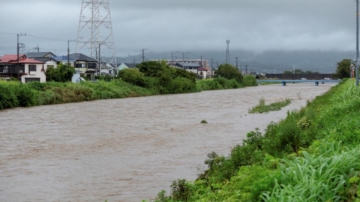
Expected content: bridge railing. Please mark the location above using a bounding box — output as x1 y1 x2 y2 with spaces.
256 79 340 86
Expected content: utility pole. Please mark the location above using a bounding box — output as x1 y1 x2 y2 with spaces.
211 58 213 69
17 33 26 67
142 49 147 62
68 39 75 66
33 44 40 52
236 57 238 69
245 65 248 75
99 43 101 74
226 40 230 64
356 0 359 86
171 51 174 65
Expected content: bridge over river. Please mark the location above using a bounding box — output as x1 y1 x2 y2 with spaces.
0 83 336 202
257 79 340 86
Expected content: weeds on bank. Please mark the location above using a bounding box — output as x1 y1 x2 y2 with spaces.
201 120 208 124
152 79 360 202
249 98 292 113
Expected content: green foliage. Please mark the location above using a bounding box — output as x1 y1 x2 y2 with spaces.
0 84 19 109
196 77 241 91
201 120 208 124
242 75 258 87
170 179 193 201
46 63 75 82
0 80 154 110
336 59 351 79
262 146 360 202
249 98 291 113
118 68 145 86
215 64 243 83
155 76 360 202
137 61 166 77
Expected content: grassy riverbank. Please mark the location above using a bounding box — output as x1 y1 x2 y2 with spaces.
0 75 257 110
153 79 360 202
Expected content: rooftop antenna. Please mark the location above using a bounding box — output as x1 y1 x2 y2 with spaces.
76 0 117 69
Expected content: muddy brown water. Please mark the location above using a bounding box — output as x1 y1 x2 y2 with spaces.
0 83 335 202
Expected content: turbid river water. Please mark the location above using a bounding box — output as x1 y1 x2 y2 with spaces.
0 83 335 202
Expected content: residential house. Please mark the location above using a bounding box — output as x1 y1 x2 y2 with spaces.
197 67 208 79
51 55 75 67
0 54 25 79
27 57 59 71
69 53 97 78
0 54 46 83
175 62 200 74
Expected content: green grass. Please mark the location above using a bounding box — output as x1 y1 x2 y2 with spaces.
152 79 360 202
249 98 292 113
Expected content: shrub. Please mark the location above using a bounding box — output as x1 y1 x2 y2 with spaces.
46 63 75 82
0 84 18 109
170 179 193 201
16 84 36 107
242 75 258 87
118 68 145 87
167 77 196 94
215 64 243 83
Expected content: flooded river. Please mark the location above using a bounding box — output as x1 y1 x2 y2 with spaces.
0 83 335 202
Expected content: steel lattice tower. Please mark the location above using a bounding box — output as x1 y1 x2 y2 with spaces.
76 0 117 67
225 40 230 64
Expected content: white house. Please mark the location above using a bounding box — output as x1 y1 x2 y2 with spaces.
20 58 46 83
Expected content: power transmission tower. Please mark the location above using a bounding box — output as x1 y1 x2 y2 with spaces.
226 40 230 64
76 0 117 68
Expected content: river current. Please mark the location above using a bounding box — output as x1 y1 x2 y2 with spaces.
0 83 335 201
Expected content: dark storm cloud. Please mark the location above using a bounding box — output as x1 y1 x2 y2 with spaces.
0 0 357 56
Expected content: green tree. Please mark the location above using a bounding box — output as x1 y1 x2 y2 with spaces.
336 59 351 79
215 64 243 83
45 63 75 82
118 68 145 86
294 69 304 74
283 70 292 74
136 61 166 77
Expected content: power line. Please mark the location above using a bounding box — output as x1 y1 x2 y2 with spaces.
27 34 68 42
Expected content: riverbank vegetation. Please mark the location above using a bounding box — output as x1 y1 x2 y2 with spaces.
152 79 360 202
0 61 257 110
249 98 291 113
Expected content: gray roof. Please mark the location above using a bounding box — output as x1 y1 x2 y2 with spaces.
176 62 200 68
28 57 58 63
26 52 55 58
69 53 97 62
52 56 75 61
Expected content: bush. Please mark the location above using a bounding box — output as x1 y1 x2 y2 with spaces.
46 63 75 82
242 75 258 87
167 77 196 94
215 64 243 83
118 68 145 87
0 84 18 109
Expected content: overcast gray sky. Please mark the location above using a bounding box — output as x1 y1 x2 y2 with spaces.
0 0 357 57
